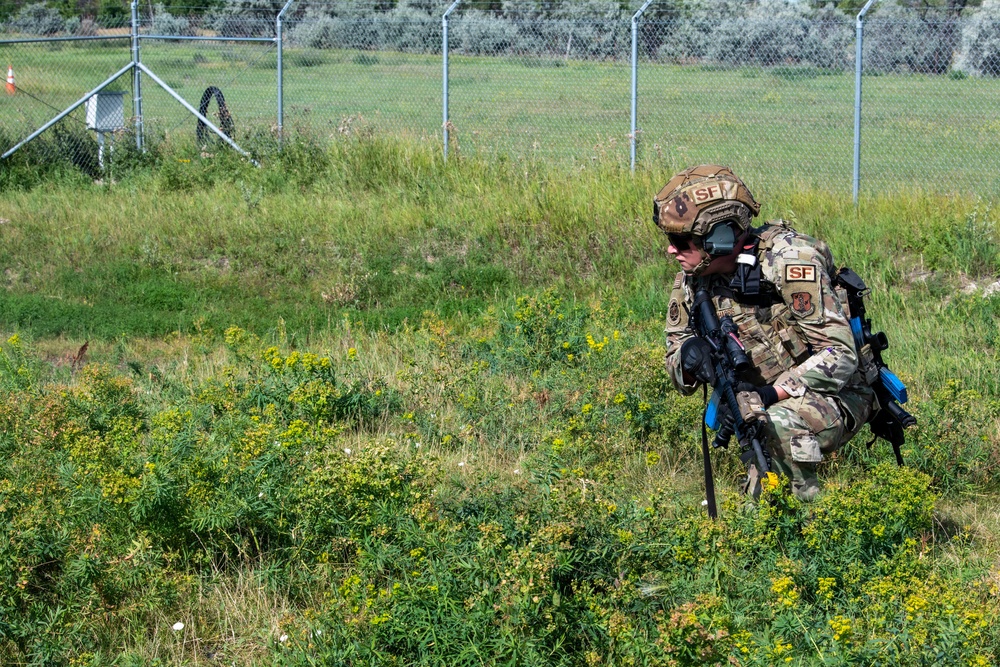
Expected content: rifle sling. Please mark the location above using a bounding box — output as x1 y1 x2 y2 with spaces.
702 384 718 519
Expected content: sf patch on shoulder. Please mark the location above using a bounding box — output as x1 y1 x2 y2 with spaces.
784 263 820 319
784 264 817 283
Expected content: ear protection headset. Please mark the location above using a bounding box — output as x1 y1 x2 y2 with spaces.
701 219 741 257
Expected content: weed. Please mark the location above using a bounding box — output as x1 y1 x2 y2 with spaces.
2 137 1000 664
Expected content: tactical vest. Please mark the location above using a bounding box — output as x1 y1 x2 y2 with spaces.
699 223 815 386
720 223 882 394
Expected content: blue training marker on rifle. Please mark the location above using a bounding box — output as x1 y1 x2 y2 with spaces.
879 367 909 404
705 391 722 430
849 317 865 349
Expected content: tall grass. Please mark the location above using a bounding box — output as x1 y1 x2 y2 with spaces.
1 133 998 396
1 136 1000 665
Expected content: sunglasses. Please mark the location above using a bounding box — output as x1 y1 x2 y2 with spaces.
667 233 698 251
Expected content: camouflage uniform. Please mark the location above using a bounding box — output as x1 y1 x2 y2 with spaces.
664 221 874 501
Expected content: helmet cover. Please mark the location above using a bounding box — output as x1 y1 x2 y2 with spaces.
652 164 761 238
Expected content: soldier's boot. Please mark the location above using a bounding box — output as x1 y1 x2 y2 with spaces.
789 461 820 502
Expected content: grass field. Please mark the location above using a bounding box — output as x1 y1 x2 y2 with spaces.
3 39 1000 195
1 135 1000 664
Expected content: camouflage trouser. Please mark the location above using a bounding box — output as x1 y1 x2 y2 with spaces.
756 385 874 501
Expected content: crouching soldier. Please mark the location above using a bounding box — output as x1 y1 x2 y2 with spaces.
657 165 875 501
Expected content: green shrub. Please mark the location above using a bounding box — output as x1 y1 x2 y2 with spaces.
478 288 593 372
149 3 192 37
1 330 998 665
904 380 1000 493
802 464 937 570
10 2 64 35
958 1 1000 77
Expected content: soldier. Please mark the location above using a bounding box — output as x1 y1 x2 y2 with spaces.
657 165 874 501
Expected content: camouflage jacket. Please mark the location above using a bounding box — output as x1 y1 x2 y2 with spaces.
665 221 861 398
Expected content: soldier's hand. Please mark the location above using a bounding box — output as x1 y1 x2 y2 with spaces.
680 338 715 385
735 382 780 408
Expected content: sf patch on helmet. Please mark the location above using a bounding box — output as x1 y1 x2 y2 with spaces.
652 164 761 237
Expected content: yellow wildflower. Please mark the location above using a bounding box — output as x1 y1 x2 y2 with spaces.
771 576 799 607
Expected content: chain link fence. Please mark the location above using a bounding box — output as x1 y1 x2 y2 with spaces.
135 7 277 150
282 1 441 142
443 3 632 162
3 0 1000 196
635 11 856 193
860 13 1000 196
0 14 135 179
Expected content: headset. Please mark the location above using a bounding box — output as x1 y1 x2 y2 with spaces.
701 219 741 257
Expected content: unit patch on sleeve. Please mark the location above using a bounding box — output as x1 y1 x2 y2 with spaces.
667 299 682 326
791 291 814 317
785 264 817 283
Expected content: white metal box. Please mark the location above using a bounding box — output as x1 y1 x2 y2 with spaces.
85 92 126 132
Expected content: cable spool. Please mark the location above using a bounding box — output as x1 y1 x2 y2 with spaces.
196 86 234 144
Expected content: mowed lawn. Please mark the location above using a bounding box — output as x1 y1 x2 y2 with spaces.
2 38 1000 193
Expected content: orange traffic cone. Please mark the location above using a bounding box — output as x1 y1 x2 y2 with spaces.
5 65 14 95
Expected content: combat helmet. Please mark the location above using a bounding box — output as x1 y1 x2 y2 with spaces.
653 165 761 274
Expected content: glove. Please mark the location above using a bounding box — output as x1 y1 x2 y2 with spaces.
736 382 780 408
680 338 715 385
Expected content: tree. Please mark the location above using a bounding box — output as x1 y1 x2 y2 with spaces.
957 0 1000 74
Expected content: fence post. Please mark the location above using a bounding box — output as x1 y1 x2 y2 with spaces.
131 0 143 151
442 0 461 162
630 0 654 173
276 0 296 148
853 0 879 205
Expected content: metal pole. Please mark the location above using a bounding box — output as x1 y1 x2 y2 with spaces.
853 0 878 205
631 0 655 172
136 62 260 166
131 0 143 151
442 0 461 161
139 34 274 42
2 64 135 160
276 0 296 147
0 35 127 44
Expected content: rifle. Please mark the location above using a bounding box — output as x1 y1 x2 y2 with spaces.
834 268 916 465
690 288 778 518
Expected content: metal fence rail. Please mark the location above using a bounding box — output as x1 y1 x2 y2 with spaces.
2 0 1000 198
